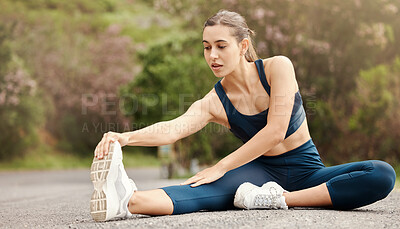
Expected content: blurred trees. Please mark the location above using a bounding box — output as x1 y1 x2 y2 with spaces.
347 58 400 163
0 24 44 159
0 0 138 157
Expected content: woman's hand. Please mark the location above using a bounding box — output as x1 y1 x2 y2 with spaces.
94 131 129 159
180 164 227 187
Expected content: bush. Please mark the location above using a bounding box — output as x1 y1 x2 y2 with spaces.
0 24 44 160
347 57 400 162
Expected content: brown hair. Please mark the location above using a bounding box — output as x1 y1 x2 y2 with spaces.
204 10 258 62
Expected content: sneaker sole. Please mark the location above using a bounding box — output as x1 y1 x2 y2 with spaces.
90 148 114 222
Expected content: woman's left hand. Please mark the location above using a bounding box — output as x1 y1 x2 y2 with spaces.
181 164 227 187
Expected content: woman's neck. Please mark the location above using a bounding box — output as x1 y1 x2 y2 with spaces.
222 58 258 94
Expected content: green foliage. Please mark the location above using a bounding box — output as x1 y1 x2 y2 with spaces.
122 32 210 122
0 0 144 156
0 0 187 161
347 58 400 161
12 0 118 13
0 24 44 160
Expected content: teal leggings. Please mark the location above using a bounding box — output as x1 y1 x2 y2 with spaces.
161 139 396 214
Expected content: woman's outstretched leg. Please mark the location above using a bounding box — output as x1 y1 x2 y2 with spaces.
91 140 285 220
128 189 174 215
127 159 282 215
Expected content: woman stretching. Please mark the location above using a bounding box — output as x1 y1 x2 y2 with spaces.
89 10 396 221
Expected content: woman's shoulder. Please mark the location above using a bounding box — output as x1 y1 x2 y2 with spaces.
259 55 297 87
260 56 295 77
197 87 230 126
260 55 293 70
197 87 221 112
204 87 218 99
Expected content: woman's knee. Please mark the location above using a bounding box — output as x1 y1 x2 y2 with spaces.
128 189 174 215
128 190 152 208
369 160 396 197
128 191 140 207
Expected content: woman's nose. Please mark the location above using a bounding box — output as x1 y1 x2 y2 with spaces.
210 49 218 59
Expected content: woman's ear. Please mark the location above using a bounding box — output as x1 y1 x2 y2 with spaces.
240 38 250 55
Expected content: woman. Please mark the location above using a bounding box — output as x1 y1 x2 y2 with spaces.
90 10 396 221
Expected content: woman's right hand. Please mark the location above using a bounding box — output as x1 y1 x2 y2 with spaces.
94 131 129 159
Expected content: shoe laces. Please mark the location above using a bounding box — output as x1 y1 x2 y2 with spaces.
253 186 281 209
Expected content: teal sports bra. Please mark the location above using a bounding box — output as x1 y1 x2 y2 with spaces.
214 59 306 143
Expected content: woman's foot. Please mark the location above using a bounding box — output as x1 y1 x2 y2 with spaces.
90 141 137 221
234 181 288 210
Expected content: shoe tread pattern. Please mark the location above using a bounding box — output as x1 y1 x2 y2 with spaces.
90 150 114 222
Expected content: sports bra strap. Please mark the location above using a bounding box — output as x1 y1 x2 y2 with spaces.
255 59 271 96
214 80 233 115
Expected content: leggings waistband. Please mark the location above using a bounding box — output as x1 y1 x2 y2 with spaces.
255 138 324 168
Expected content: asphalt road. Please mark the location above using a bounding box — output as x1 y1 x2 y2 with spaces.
0 168 399 229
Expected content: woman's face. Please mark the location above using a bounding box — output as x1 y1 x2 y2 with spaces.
203 25 242 77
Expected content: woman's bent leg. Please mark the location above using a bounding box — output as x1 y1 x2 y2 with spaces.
326 160 396 209
283 183 332 207
291 160 396 209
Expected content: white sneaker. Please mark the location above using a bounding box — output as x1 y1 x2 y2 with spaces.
234 181 288 210
90 141 138 221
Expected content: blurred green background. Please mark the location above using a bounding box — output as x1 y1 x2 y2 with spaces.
0 0 399 176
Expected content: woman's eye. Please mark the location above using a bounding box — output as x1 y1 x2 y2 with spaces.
218 46 226 49
204 46 211 50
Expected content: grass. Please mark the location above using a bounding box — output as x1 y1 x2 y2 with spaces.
0 144 160 171
394 164 400 190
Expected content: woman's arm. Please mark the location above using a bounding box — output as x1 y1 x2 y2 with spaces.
183 56 298 187
95 94 215 159
125 99 214 146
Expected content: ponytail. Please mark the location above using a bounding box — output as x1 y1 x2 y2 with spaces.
245 29 258 62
